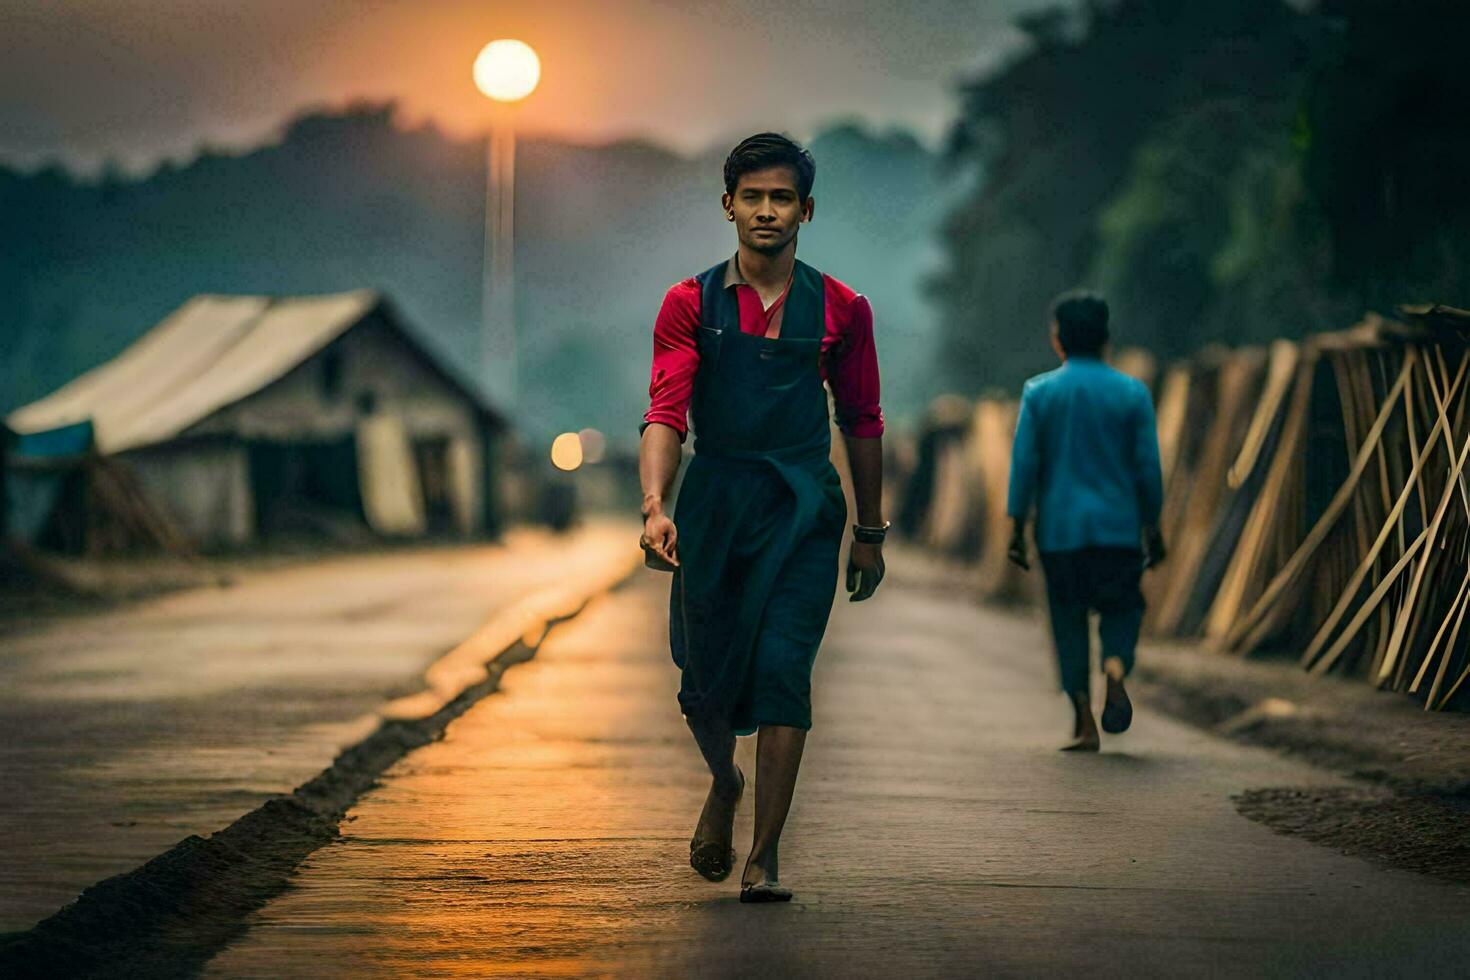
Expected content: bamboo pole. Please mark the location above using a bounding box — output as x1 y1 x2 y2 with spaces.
1221 352 1415 653
1299 357 1465 669
1204 347 1317 642
1375 428 1470 685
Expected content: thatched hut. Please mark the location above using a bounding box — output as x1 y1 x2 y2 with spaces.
5 291 506 554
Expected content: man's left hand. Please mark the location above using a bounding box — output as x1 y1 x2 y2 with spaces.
1144 526 1168 570
1007 533 1030 571
846 541 885 602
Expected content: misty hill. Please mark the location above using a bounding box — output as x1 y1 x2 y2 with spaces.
0 106 945 446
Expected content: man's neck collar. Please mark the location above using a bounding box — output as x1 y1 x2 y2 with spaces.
727 244 796 291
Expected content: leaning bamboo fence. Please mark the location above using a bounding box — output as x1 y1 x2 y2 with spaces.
895 307 1470 710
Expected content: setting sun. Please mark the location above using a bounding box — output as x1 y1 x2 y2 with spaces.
473 39 541 103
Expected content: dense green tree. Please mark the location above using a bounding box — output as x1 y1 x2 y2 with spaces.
934 0 1319 389
937 0 1470 392
1302 0 1470 312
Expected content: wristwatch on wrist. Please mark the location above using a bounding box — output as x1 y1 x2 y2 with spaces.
851 520 890 544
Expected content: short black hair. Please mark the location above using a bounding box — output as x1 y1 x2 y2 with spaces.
1050 290 1110 356
723 132 816 201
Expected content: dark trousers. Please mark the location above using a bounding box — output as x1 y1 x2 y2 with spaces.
1040 548 1145 696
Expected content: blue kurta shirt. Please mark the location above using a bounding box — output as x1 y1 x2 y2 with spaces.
1006 357 1164 554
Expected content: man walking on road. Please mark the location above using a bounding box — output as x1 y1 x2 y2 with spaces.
637 133 887 902
1006 291 1166 751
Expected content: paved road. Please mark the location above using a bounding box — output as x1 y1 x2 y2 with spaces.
207 568 1470 977
0 522 631 932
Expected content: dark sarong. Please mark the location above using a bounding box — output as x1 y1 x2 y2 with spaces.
669 259 846 734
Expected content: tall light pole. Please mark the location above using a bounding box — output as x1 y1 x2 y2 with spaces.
474 39 540 410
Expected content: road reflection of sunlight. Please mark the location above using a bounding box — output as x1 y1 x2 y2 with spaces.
203 571 1470 978
352 595 693 973
380 534 640 722
210 587 723 977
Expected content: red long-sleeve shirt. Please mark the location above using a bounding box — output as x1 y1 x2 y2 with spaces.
642 260 884 441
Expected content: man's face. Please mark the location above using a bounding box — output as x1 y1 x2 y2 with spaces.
722 165 813 255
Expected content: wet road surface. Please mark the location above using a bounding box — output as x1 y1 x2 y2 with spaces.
0 523 631 932
206 569 1470 977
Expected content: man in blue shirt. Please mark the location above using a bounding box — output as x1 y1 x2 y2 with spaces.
1006 292 1166 751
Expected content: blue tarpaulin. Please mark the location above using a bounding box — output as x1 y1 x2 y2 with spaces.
14 420 93 459
5 420 93 544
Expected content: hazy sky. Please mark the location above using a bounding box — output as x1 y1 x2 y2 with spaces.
1 0 1056 174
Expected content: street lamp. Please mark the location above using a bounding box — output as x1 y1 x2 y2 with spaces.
474 39 540 409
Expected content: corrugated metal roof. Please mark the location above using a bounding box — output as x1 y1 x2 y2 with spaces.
8 290 379 454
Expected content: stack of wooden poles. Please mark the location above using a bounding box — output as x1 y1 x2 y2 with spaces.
891 307 1470 710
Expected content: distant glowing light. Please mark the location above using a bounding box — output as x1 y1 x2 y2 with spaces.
578 428 606 465
550 432 583 471
474 40 541 103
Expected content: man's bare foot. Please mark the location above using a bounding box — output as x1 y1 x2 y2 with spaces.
1102 679 1133 734
740 880 794 903
1102 672 1133 734
741 841 780 891
1062 691 1099 751
1059 733 1101 752
690 767 743 882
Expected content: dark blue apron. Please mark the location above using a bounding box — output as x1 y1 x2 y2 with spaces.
670 258 847 734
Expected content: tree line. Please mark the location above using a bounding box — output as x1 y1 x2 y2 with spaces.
932 0 1470 393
